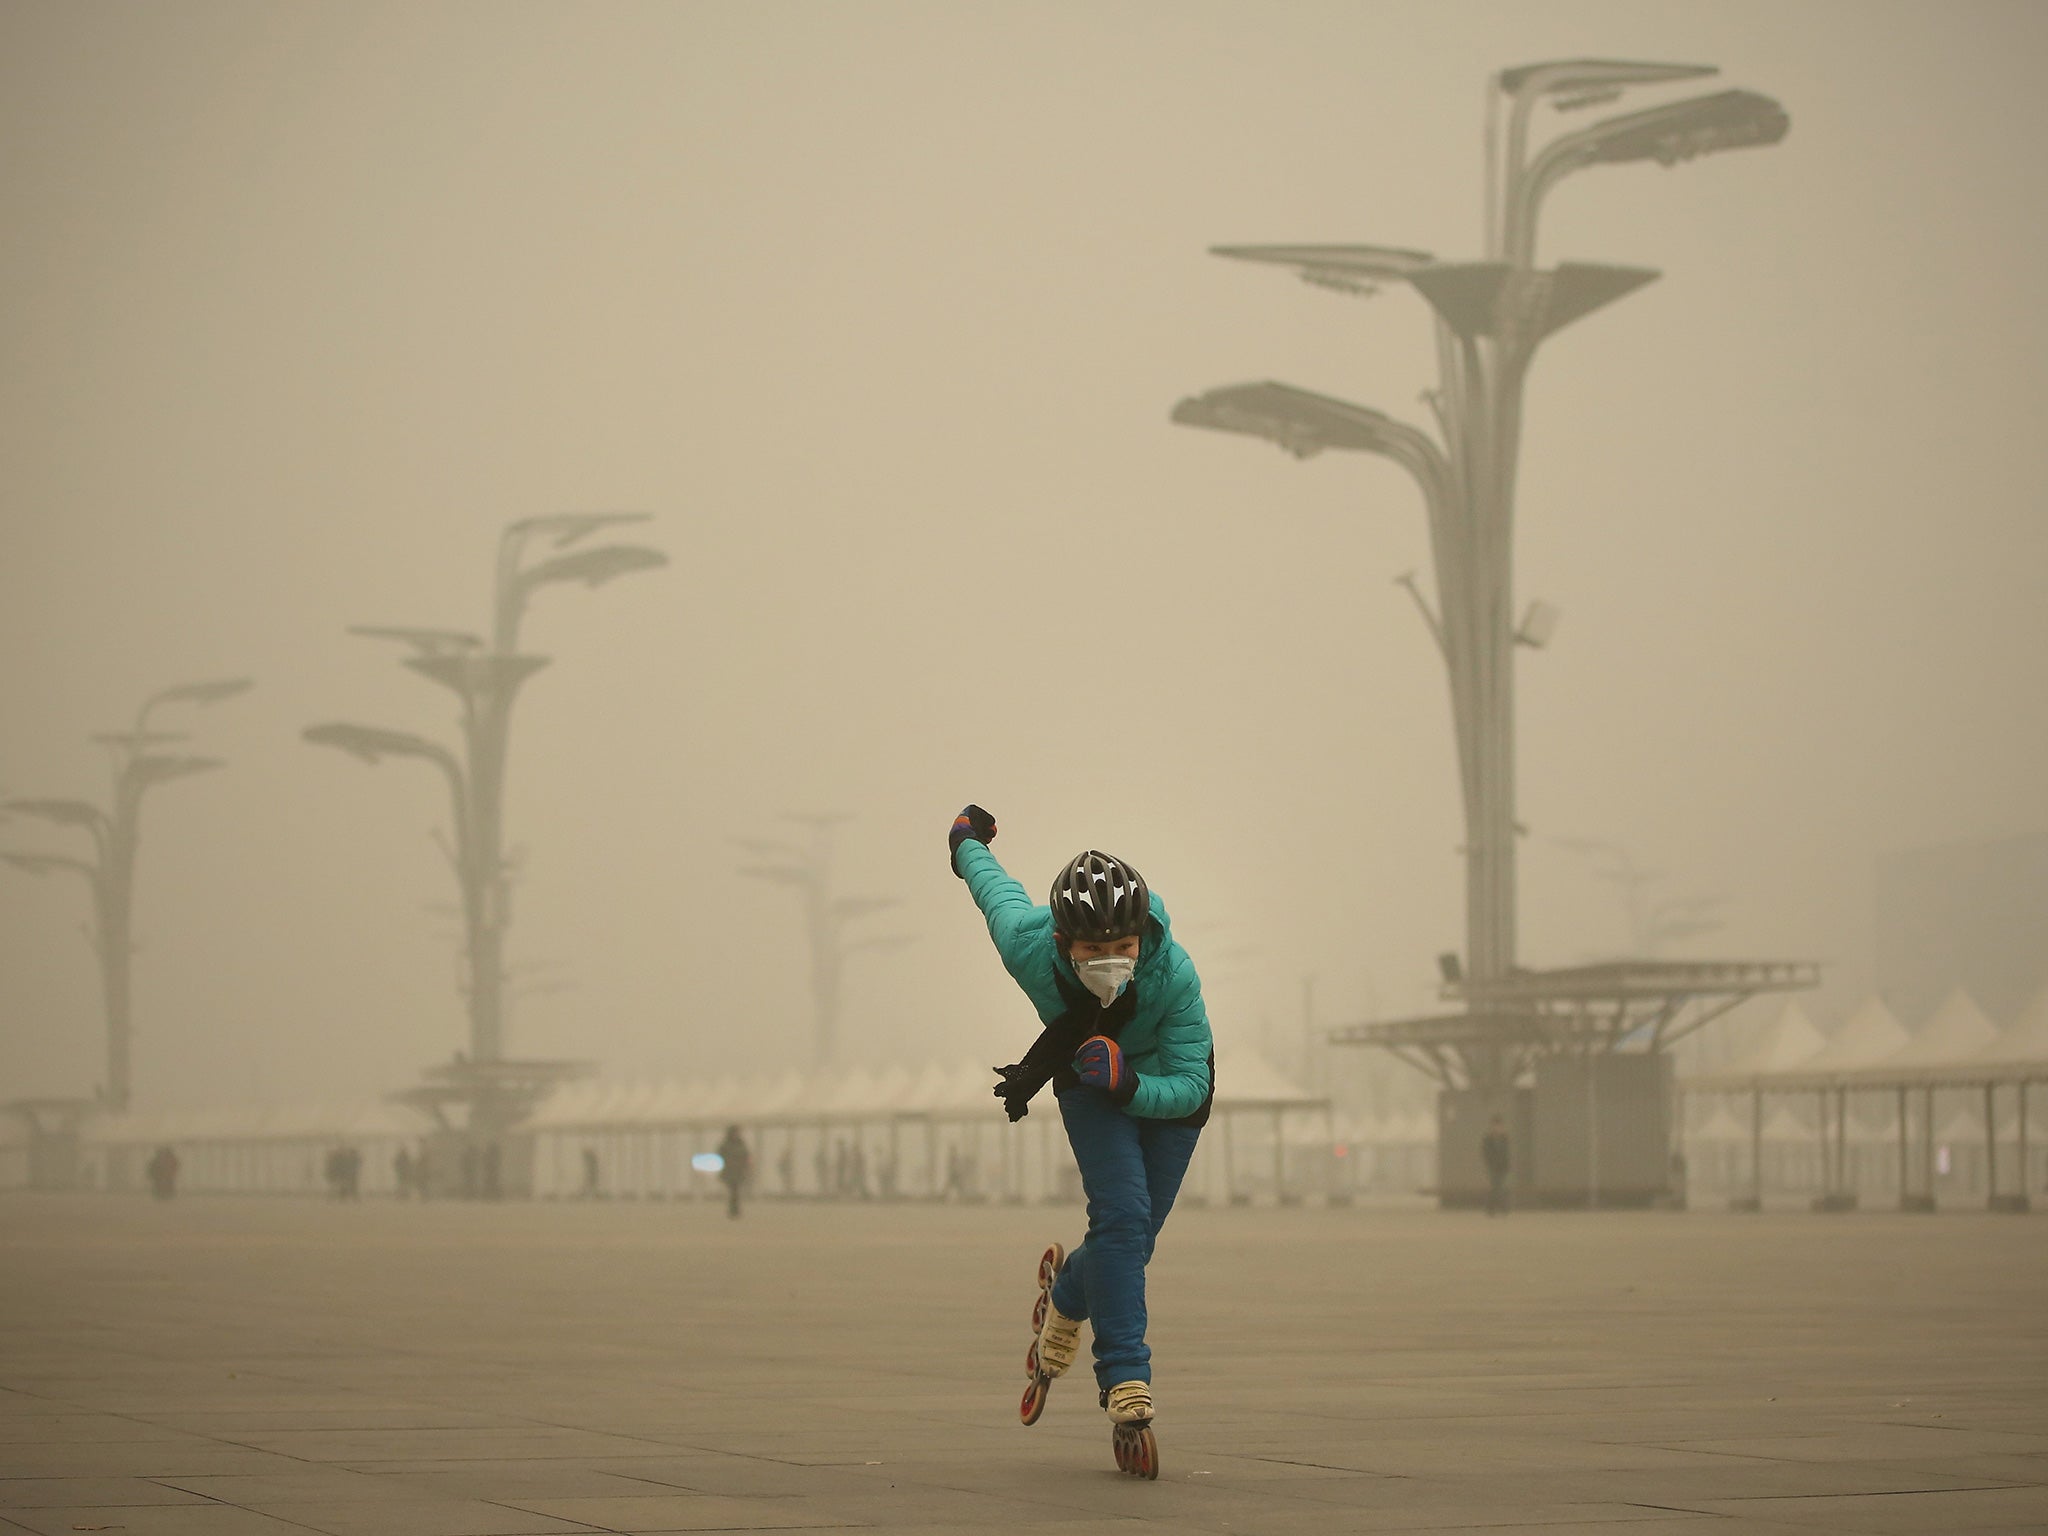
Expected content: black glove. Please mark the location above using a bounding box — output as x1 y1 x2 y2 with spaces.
992 1063 1035 1122
950 804 998 876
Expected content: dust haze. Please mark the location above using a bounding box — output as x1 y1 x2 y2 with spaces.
4 0 2047 1112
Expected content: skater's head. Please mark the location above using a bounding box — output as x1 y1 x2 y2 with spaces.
1049 849 1150 963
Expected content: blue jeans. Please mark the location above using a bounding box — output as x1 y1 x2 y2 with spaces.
1048 1087 1202 1390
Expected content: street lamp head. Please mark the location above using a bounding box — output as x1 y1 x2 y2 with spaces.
513 544 668 598
3 797 109 833
1172 381 1398 460
1210 244 1436 299
346 626 485 656
833 894 902 920
507 512 654 550
1579 89 1790 170
1498 59 1718 98
735 863 812 886
404 652 552 701
91 731 187 749
1 851 86 878
303 722 450 768
144 677 253 712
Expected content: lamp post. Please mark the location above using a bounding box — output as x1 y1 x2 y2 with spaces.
1173 60 1787 1096
306 515 665 1072
736 813 910 1070
2 678 252 1111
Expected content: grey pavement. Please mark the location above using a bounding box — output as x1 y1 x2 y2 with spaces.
3 1192 2045 1534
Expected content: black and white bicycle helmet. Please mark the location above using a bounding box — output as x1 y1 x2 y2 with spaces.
1048 850 1151 941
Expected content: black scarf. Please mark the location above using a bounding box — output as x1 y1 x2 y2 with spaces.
992 969 1213 1128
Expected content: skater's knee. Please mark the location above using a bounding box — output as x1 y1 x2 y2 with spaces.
1088 1204 1151 1251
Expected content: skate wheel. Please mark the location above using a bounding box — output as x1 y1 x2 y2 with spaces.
1025 1340 1040 1376
1032 1291 1049 1331
1113 1422 1157 1479
1037 1243 1064 1290
1020 1374 1049 1426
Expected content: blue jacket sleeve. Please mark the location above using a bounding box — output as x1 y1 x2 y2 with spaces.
956 840 1063 1021
1127 947 1213 1120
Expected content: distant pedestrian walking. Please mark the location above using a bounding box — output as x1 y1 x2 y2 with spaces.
146 1144 180 1201
717 1125 753 1219
580 1146 601 1200
393 1145 415 1199
1481 1115 1512 1216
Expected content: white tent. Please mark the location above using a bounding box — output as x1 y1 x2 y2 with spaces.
1692 1100 1750 1143
1730 1001 1829 1075
1211 1042 1320 1109
1888 988 2001 1069
1761 1102 1811 1143
1797 995 1910 1073
1978 985 2048 1065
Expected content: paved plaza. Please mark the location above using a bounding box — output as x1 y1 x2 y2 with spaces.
3 1192 2045 1535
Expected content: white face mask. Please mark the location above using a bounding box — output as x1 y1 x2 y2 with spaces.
1074 954 1136 1008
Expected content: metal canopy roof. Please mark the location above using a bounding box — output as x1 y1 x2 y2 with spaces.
1332 958 1821 1089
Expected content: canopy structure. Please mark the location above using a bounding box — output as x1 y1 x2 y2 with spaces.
1697 1001 1826 1080
1683 986 2048 1214
1884 989 1999 1070
1338 958 1820 1089
1980 986 2048 1065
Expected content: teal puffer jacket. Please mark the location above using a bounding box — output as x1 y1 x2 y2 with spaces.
958 841 1213 1121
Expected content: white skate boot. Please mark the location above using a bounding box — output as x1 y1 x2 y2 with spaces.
1020 1242 1079 1425
1103 1380 1157 1478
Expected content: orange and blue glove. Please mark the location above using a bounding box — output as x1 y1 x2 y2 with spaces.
949 804 997 876
1073 1035 1139 1105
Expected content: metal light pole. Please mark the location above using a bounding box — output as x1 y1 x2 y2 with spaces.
306 514 665 1072
736 814 910 1070
1174 60 1788 1095
2 678 252 1111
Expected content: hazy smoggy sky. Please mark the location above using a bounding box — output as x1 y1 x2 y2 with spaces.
4 0 2046 1110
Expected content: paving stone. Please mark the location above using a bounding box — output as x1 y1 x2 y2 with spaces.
154 1469 438 1502
224 1426 687 1462
0 1506 318 1535
244 1498 610 1534
0 1417 199 1446
0 1443 310 1478
140 1408 527 1434
4 1196 2045 1532
1670 1483 2048 1532
0 1478 210 1508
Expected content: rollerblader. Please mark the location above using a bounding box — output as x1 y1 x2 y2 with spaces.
950 805 1214 1480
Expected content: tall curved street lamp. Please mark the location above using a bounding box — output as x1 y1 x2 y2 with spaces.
1174 60 1788 1095
305 515 665 1076
1 677 251 1111
735 813 911 1070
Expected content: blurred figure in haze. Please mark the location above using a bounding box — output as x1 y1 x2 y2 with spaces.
393 1145 415 1198
326 1146 362 1200
146 1144 180 1200
717 1125 752 1219
580 1146 600 1199
1481 1115 1512 1216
